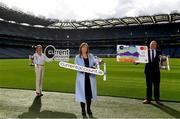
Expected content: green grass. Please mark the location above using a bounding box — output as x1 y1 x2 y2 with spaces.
0 58 180 101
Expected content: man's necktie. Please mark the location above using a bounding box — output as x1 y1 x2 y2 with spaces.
152 50 154 62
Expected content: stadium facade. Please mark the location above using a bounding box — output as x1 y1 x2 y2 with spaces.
0 4 180 58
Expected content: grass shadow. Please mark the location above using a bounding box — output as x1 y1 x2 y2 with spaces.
151 103 180 118
18 96 77 118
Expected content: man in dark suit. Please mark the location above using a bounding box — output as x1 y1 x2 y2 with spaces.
143 41 162 104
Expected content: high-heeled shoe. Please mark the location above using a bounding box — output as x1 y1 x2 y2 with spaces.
36 92 43 97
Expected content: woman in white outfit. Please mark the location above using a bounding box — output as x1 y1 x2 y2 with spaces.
75 42 97 118
33 45 46 97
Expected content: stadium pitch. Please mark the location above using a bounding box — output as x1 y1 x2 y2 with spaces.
0 58 180 101
1 88 180 118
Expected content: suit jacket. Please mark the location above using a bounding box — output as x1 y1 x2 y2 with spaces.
144 49 161 75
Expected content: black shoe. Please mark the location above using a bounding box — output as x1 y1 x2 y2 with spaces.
82 111 87 118
87 110 93 118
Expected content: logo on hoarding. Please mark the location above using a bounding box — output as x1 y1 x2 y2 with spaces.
44 45 70 62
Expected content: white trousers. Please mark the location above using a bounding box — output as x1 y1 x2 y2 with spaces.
35 65 44 93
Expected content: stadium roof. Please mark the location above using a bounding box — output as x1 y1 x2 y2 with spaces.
0 3 180 29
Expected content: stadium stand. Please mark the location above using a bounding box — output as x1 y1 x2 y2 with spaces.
0 46 33 59
0 4 180 58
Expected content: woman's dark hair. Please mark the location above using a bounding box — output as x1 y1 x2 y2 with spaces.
79 42 89 56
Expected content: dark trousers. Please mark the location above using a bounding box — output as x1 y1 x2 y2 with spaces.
145 73 160 101
80 100 91 112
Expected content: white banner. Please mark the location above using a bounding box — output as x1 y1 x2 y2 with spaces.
59 62 106 81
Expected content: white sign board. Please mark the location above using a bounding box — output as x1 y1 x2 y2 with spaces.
44 45 70 62
117 45 149 63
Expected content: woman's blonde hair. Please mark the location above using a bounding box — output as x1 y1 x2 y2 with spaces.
35 45 42 52
79 42 89 56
